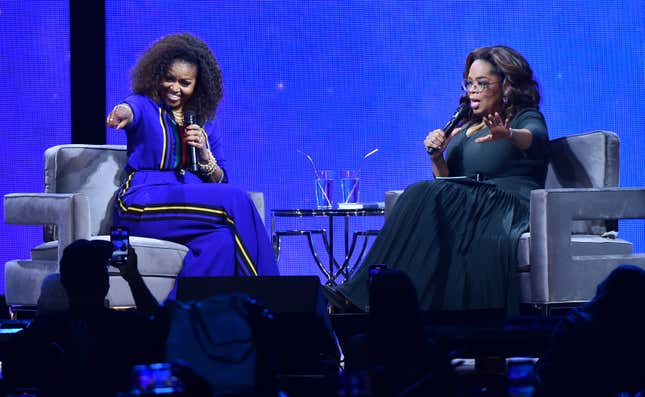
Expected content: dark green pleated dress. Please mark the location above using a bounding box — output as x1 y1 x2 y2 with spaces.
336 108 549 313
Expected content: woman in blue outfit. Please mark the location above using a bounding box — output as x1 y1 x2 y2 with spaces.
335 46 549 314
106 33 278 280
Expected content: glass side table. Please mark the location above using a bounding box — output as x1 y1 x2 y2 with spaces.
271 208 385 286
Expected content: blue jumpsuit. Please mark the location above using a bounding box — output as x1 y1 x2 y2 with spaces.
114 94 279 279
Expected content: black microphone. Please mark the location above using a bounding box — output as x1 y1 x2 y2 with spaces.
184 111 200 173
427 102 470 155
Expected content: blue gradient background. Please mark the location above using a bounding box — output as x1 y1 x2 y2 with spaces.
2 1 644 291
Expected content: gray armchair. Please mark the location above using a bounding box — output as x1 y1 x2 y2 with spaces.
4 144 266 315
385 131 645 315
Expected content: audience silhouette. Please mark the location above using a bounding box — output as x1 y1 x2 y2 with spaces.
9 242 645 396
344 268 455 396
536 265 645 396
4 239 163 396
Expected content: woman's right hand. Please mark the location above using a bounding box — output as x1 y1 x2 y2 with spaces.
106 104 133 129
424 129 447 159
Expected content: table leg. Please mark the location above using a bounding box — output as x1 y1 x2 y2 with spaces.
271 213 277 260
271 210 384 286
332 230 378 282
273 230 332 283
344 216 349 255
328 215 334 286
272 233 281 262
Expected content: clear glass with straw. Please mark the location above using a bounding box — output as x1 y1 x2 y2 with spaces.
315 170 334 209
341 170 360 204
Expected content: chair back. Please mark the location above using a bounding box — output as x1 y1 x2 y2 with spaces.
44 144 128 240
545 130 619 234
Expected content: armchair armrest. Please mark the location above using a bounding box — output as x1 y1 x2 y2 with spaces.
529 188 645 302
247 192 265 224
384 190 405 220
4 193 91 260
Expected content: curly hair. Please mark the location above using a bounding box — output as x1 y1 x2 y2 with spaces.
130 33 223 123
460 45 540 122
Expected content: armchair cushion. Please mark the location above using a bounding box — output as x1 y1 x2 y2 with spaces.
546 131 619 235
43 144 128 239
5 260 59 307
31 236 187 276
7 232 188 310
546 132 619 189
36 272 180 314
517 233 633 273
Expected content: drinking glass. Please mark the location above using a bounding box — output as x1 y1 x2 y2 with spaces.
315 170 334 208
341 170 360 203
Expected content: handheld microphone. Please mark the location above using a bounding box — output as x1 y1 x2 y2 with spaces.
427 102 470 155
184 111 200 173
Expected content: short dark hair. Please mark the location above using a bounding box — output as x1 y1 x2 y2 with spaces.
59 239 111 301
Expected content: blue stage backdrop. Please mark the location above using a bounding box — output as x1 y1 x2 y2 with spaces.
1 1 644 292
0 1 71 293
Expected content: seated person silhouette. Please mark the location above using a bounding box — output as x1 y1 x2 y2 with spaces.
4 239 163 396
345 268 455 397
535 265 645 396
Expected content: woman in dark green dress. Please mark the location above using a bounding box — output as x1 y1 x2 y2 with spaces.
336 46 549 313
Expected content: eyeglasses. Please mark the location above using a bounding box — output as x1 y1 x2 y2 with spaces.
461 79 501 93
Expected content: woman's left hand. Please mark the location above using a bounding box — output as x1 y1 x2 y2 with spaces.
476 112 512 143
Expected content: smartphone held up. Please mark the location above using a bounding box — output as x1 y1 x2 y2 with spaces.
368 264 387 287
110 225 130 267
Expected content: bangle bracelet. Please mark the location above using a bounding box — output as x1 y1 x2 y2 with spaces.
198 151 218 177
508 128 515 139
198 152 224 183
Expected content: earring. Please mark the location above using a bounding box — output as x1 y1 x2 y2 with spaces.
503 96 508 105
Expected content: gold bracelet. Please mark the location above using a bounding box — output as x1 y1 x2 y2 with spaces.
198 151 219 177
215 168 225 183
